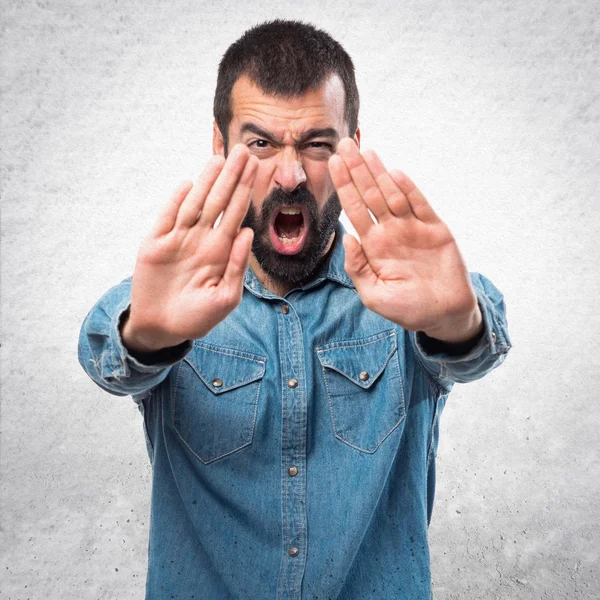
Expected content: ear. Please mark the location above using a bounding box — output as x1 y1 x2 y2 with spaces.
212 122 225 156
353 127 361 149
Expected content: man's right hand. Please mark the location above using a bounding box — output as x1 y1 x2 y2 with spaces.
121 144 258 354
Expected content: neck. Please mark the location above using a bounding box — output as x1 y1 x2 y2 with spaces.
248 231 337 298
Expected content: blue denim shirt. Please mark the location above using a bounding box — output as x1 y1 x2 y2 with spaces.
78 222 511 600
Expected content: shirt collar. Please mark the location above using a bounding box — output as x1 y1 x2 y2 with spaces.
244 221 355 299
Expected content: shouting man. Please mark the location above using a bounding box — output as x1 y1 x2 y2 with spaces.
79 20 511 600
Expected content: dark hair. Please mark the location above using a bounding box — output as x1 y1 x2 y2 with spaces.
214 20 359 151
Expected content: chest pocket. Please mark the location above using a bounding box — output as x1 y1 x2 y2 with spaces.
172 342 266 464
316 329 405 453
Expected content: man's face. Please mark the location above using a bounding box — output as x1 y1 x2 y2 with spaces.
215 74 353 286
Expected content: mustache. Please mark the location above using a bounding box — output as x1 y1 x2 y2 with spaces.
261 187 318 218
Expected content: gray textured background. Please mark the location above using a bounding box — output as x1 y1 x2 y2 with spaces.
1 1 599 598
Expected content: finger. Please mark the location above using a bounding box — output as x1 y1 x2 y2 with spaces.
362 151 413 219
217 155 258 236
342 233 378 298
388 169 440 223
198 144 251 228
151 180 194 236
329 153 375 238
220 227 254 292
336 139 390 221
176 156 225 228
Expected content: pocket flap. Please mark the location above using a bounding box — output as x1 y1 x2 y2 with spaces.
316 329 397 389
184 342 266 394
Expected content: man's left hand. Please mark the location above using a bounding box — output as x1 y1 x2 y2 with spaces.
329 138 483 344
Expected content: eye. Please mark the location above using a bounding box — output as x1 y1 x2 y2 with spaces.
250 139 270 148
247 138 278 158
248 139 278 155
302 141 334 159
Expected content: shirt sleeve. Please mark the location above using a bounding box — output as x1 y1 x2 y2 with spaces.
77 277 192 397
410 272 512 394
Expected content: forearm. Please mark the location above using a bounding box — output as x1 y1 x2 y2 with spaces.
421 299 484 345
412 272 512 391
78 278 191 397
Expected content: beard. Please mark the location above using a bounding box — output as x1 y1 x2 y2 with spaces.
241 186 341 286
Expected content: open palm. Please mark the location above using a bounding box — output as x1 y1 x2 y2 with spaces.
329 139 481 343
123 145 258 352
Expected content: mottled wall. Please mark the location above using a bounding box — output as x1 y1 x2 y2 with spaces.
1 1 598 598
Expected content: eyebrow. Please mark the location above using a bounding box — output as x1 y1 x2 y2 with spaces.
239 122 340 145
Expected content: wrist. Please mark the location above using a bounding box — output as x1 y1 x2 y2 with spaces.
119 308 185 353
423 304 483 345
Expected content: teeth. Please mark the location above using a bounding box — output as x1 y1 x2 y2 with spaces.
279 207 301 215
278 236 301 244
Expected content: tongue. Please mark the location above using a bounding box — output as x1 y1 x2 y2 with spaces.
275 213 303 239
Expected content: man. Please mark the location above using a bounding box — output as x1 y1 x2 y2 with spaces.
79 20 511 600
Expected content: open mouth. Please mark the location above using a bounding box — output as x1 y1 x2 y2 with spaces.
269 205 309 255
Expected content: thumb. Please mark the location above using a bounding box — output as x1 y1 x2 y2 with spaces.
342 234 377 289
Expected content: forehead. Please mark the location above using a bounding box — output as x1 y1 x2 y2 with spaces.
229 74 347 138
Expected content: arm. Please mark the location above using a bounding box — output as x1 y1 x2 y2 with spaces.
78 145 258 396
411 272 511 392
328 139 512 393
78 277 192 397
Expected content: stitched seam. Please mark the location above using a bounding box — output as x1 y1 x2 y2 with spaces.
318 353 392 385
172 361 183 440
410 339 445 398
172 359 261 465
182 356 266 392
478 288 510 351
328 273 354 288
321 344 406 453
315 329 395 352
277 308 290 596
322 362 339 441
192 341 266 363
392 343 407 420
294 314 306 596
316 332 397 386
426 396 444 468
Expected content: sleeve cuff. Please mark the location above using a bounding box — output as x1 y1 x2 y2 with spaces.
416 320 486 358
111 304 192 376
414 289 503 363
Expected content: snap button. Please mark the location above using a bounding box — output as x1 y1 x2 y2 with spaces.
288 466 298 477
287 378 298 389
281 304 289 314
212 378 223 388
491 332 497 343
288 547 299 557
359 371 370 381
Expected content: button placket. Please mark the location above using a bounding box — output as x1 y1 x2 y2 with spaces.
275 297 308 596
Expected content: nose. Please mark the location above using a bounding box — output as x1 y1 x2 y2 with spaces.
274 147 307 193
